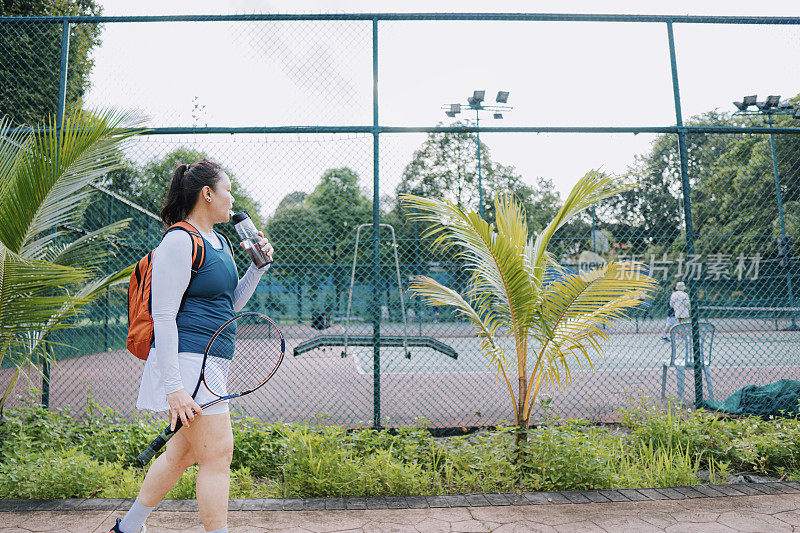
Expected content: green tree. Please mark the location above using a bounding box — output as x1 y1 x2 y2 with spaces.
0 0 102 126
307 167 372 263
402 170 656 456
0 110 140 415
267 198 329 268
268 168 373 317
397 121 519 216
104 147 264 228
608 101 800 263
395 126 565 266
688 103 800 259
275 191 308 212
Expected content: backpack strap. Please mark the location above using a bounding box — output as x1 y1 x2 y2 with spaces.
167 221 206 277
165 221 207 314
218 231 234 257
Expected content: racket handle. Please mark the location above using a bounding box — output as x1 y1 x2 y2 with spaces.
136 421 181 466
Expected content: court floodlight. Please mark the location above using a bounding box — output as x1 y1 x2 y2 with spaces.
445 111 455 117
473 90 485 103
450 103 461 115
778 100 794 110
766 95 781 108
756 95 779 110
493 113 503 119
735 95 757 111
496 91 509 103
467 96 477 107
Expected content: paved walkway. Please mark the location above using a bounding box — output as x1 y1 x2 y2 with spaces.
2 484 800 532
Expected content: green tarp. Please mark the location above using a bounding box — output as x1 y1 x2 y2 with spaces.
700 379 800 418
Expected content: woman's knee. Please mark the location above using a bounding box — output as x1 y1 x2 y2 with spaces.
197 437 233 468
188 412 233 467
164 439 196 470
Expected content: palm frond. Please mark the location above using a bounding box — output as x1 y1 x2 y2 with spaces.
72 264 134 301
0 109 142 256
46 218 131 271
400 194 534 333
409 275 519 416
0 117 32 201
522 261 656 418
0 246 89 364
529 170 635 281
410 275 506 366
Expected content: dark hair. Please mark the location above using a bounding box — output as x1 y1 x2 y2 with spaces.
160 159 223 227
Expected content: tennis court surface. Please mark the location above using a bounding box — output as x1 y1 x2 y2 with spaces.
4 312 798 427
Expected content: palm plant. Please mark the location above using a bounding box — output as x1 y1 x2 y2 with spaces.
400 170 657 453
0 110 141 416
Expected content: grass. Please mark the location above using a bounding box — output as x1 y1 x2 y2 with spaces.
0 396 798 499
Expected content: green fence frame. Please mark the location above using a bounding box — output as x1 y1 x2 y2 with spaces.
4 12 800 426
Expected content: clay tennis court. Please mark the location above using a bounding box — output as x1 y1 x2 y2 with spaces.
3 315 799 427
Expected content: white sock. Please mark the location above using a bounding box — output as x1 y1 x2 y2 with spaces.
119 498 154 533
207 527 228 533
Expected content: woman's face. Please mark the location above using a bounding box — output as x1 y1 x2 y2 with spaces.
207 172 234 223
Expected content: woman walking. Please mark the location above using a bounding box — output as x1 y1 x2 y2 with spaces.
109 160 273 533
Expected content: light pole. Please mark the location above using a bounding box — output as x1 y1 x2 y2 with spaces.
734 94 800 330
442 90 513 218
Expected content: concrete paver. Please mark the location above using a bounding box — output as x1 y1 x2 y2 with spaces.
1 493 800 532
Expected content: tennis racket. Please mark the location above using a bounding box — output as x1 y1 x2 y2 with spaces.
136 312 284 466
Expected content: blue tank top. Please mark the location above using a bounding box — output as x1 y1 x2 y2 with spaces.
175 231 239 358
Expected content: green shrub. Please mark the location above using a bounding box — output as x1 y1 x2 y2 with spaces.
615 440 700 487
164 465 275 499
620 396 800 477
231 418 283 478
0 448 137 499
5 399 800 500
520 424 619 491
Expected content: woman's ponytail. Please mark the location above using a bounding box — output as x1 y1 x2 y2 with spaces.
160 159 222 227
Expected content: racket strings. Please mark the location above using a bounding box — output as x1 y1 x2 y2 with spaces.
202 314 284 398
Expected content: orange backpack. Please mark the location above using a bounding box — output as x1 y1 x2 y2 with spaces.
127 222 206 360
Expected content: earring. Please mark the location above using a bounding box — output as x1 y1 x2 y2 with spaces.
206 197 211 203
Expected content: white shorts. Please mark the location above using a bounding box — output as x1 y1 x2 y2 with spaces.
137 349 230 416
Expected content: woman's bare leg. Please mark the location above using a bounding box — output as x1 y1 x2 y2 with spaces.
184 411 233 531
136 428 196 507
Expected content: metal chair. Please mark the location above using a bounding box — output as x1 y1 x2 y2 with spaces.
661 322 715 401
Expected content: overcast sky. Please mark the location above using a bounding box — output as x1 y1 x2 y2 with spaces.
87 1 800 217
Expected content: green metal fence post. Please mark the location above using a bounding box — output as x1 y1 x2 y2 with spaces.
104 194 111 352
766 114 799 330
371 17 382 428
667 21 704 407
42 18 71 410
475 109 484 219
414 220 422 336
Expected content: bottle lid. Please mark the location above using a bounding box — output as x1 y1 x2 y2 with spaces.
231 210 250 225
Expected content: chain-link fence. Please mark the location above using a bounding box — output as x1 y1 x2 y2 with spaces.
2 14 800 428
